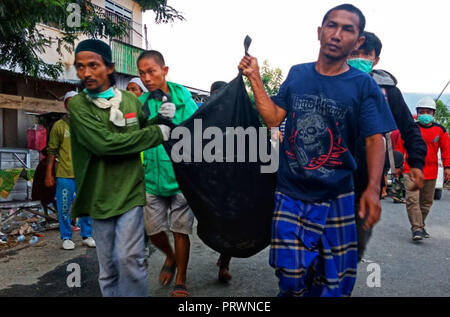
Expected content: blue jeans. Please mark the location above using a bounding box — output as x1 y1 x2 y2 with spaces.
56 178 92 240
91 206 149 297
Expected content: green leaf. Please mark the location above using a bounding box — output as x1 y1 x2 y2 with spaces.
435 100 450 131
0 0 183 79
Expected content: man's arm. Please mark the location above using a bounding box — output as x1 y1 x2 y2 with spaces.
138 99 158 128
359 134 385 230
70 106 164 157
439 128 450 182
45 123 61 187
386 87 425 189
44 155 56 187
239 56 286 128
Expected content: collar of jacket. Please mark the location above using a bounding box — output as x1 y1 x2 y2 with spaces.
145 82 192 106
371 69 398 87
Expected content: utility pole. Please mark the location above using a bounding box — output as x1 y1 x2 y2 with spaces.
144 24 148 50
436 79 450 101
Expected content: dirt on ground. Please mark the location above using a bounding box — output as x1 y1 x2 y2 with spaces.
0 228 91 288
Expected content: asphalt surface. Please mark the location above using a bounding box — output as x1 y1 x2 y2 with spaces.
0 190 449 297
353 189 450 297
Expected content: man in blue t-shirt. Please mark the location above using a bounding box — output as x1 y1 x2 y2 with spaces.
239 4 396 297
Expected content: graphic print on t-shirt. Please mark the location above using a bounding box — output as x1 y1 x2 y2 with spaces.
286 94 349 178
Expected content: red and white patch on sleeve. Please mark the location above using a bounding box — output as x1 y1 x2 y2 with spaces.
125 112 138 126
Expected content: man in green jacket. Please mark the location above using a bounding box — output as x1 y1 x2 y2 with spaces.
137 50 197 297
69 39 174 297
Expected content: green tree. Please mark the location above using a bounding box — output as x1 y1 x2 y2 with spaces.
244 60 283 103
243 60 283 127
435 99 450 131
0 0 183 79
134 0 184 23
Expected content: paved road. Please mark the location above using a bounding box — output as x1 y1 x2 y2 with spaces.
0 190 449 297
353 190 450 297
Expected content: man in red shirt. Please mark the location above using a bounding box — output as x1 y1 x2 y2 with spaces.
397 96 450 241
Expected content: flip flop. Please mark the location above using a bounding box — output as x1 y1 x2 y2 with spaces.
172 284 189 297
160 262 176 285
392 196 406 204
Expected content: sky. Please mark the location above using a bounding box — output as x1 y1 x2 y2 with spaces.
142 0 450 95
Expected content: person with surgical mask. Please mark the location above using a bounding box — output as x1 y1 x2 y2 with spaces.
348 31 426 257
347 54 377 73
397 96 450 241
416 101 436 126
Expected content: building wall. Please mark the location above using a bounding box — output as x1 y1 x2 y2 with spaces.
112 0 144 48
1 109 38 149
2 1 144 150
0 72 75 149
2 109 18 148
17 111 38 148
9 78 56 148
34 24 81 83
36 0 144 84
91 0 104 6
0 109 3 147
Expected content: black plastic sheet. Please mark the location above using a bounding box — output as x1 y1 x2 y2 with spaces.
164 74 277 258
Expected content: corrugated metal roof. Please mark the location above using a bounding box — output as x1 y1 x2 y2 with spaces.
0 68 79 85
184 85 210 96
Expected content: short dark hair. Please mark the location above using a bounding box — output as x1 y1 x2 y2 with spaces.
210 81 227 94
137 50 165 67
358 31 383 58
322 4 366 35
104 59 117 86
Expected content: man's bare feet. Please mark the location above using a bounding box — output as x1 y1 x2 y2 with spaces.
217 255 232 283
160 258 176 286
218 266 232 283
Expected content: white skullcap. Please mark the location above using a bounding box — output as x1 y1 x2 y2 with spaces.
64 91 78 102
128 77 148 92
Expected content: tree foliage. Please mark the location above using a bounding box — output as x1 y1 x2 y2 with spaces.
243 60 283 127
133 0 184 23
435 99 450 132
0 0 183 79
244 60 283 103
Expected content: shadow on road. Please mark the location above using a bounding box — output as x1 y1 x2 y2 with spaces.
0 248 101 297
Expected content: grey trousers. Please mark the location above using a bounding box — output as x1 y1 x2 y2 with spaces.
92 206 148 297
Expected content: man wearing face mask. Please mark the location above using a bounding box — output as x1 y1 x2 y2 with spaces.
397 97 450 241
348 31 426 258
69 39 172 297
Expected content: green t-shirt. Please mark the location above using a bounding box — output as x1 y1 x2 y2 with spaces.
47 117 74 178
139 82 198 197
68 90 163 220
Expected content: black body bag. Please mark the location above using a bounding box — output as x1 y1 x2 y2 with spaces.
163 72 277 258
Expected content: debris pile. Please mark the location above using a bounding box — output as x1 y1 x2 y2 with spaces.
0 207 58 252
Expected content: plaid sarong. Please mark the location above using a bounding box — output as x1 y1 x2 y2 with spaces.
269 191 358 297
